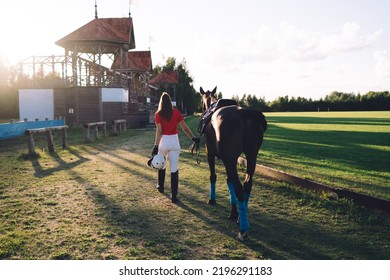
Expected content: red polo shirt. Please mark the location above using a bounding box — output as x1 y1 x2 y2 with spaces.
155 109 184 135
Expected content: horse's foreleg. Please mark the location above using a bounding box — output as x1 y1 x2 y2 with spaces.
207 155 217 205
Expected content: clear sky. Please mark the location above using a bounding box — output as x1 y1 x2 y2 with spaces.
1 0 389 101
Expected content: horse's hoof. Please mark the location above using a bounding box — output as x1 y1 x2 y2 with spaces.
208 199 216 206
236 231 248 241
157 185 164 193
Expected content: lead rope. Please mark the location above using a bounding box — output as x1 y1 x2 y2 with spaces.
189 134 202 164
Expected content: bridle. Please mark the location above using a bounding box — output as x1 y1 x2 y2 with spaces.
189 93 213 164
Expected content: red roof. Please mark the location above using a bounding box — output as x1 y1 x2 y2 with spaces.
112 51 152 71
149 71 179 84
56 18 135 49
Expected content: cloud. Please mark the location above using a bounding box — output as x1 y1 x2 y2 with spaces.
374 50 390 77
243 25 283 63
286 21 382 61
339 22 382 51
182 20 385 99
209 21 382 66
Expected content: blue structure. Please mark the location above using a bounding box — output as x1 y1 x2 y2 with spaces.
0 120 65 140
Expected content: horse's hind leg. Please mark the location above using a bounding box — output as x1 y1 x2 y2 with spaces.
243 152 257 202
223 159 249 236
243 129 263 211
227 180 238 220
207 154 217 205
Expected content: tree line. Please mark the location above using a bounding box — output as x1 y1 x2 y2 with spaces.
154 58 389 113
1 55 389 120
231 91 390 112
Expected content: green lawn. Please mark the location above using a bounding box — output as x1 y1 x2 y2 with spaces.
260 111 390 200
0 113 389 260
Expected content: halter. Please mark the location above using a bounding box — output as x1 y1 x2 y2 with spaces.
188 94 214 164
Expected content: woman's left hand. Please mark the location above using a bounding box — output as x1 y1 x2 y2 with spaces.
151 145 158 156
192 137 200 144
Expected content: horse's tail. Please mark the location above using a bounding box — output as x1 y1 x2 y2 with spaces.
258 111 268 133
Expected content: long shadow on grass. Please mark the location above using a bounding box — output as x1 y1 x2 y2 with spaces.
252 183 390 259
36 144 187 259
89 136 390 259
78 144 157 183
26 139 389 259
175 179 390 259
29 148 90 178
178 154 390 259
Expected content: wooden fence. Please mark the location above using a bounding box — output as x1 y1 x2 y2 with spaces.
112 119 127 135
25 125 68 156
83 122 107 143
238 157 390 213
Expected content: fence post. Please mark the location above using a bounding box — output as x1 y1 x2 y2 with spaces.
102 123 107 137
62 127 68 148
24 125 68 156
85 125 91 143
112 121 117 135
111 120 126 135
26 132 36 156
46 129 54 153
94 125 98 141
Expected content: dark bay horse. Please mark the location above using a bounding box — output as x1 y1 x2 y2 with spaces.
199 86 267 241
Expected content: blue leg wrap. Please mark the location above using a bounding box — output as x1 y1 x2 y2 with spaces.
210 182 216 200
238 200 249 232
227 181 238 205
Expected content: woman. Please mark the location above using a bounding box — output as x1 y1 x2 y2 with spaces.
148 92 200 203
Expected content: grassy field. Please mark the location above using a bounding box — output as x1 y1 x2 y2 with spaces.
0 113 389 260
261 111 390 201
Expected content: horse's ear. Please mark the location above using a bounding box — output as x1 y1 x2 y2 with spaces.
200 87 205 95
212 86 217 94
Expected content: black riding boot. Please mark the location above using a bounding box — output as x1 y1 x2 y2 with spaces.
171 171 179 203
157 169 166 193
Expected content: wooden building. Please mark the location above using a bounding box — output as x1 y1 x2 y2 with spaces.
18 10 156 127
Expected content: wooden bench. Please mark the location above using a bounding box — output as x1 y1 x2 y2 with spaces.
111 119 127 135
25 125 68 156
83 122 107 143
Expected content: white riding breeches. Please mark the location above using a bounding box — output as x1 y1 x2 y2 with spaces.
158 134 181 173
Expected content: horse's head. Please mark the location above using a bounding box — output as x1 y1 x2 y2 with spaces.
200 86 217 111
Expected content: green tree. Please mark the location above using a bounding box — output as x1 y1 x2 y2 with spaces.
270 95 289 111
153 57 197 115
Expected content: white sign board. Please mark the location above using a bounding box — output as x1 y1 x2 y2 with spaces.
102 88 129 102
19 89 54 121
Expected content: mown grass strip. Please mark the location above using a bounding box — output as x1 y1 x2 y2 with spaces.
262 111 390 200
